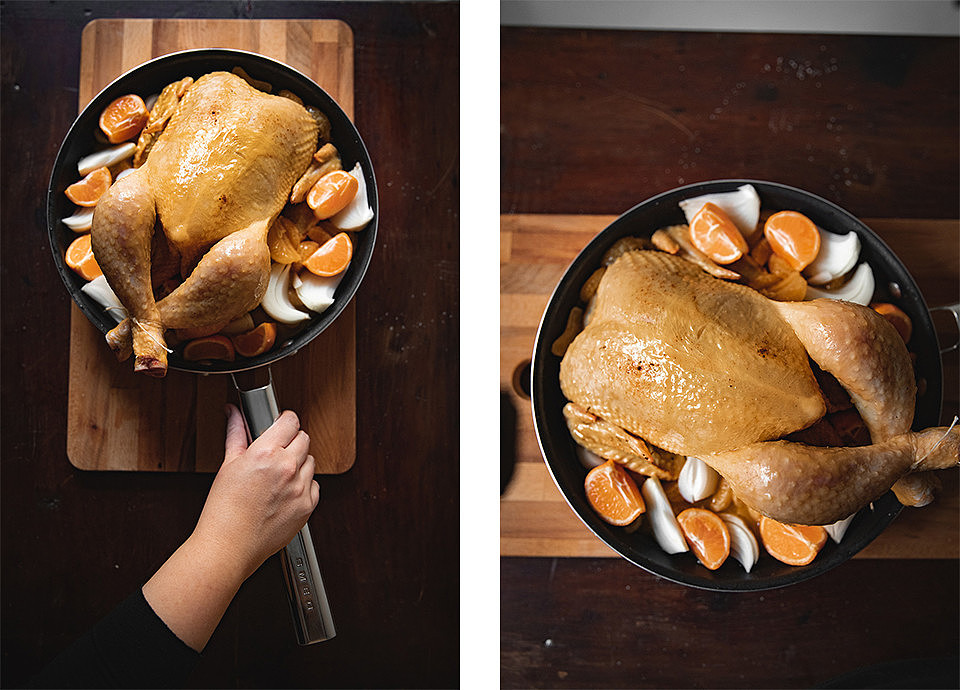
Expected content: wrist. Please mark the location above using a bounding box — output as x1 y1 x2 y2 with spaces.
182 529 256 591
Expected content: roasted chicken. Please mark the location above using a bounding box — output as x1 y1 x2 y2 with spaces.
559 250 958 525
91 71 319 375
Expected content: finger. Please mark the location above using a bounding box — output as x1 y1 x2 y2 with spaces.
296 454 317 500
223 404 248 463
252 409 300 450
296 458 320 510
298 454 317 481
285 430 311 463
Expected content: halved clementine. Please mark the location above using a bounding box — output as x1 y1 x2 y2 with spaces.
306 170 359 220
99 94 149 144
65 166 112 207
302 232 353 277
676 507 730 570
584 459 646 526
183 335 235 362
230 322 278 358
763 211 821 271
759 516 828 566
65 233 103 281
689 202 749 264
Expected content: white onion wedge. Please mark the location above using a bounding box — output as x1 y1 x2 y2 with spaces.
575 445 606 470
115 167 137 182
62 207 95 232
329 162 374 231
720 513 759 573
77 142 136 176
641 476 688 554
805 262 875 305
804 229 860 285
678 184 761 236
81 275 126 323
677 456 720 504
261 263 310 325
292 268 343 314
824 514 856 544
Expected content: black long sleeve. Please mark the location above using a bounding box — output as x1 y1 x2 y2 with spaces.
29 588 200 689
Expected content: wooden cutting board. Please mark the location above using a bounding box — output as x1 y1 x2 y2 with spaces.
66 19 357 473
500 213 959 559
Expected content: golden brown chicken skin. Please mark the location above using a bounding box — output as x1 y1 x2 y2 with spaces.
91 71 319 375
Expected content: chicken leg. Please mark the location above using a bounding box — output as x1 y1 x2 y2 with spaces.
91 172 167 375
772 299 938 507
703 425 959 525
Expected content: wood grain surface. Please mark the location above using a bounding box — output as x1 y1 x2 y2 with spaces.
500 25 958 690
66 19 357 473
1 4 458 688
500 213 960 559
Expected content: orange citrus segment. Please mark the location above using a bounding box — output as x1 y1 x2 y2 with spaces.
763 211 821 271
759 516 828 566
871 302 912 344
65 233 103 281
183 335 235 362
584 459 646 526
302 232 353 277
306 170 359 220
65 166 112 207
99 94 149 144
230 322 278 358
676 508 731 570
267 215 304 264
297 240 320 264
689 202 749 264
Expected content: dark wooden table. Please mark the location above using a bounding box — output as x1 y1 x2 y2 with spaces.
501 27 959 689
1 2 458 688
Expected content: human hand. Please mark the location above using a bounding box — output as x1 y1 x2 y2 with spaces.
191 405 320 580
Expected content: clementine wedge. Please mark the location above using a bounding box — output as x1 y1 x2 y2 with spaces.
65 233 103 281
676 507 731 570
65 166 112 207
183 335 236 362
759 516 828 566
297 240 320 264
763 211 821 271
302 232 353 277
306 170 359 220
871 302 912 344
231 322 278 358
689 202 749 264
584 459 646 526
99 94 149 144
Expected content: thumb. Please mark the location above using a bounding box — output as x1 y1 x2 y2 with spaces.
223 404 248 463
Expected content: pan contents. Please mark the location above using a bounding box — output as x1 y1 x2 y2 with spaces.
62 67 373 373
557 184 958 573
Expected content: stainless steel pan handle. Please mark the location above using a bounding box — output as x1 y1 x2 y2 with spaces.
930 303 960 354
232 369 336 645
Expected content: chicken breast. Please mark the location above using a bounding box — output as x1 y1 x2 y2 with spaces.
559 251 826 456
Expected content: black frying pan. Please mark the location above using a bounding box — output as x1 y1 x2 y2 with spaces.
47 49 378 642
531 180 943 591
